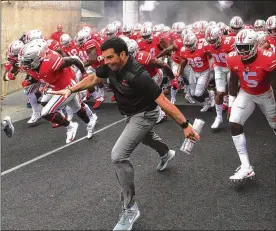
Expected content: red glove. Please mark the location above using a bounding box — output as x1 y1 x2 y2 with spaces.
4 72 16 81
171 78 179 90
21 79 32 88
4 62 12 72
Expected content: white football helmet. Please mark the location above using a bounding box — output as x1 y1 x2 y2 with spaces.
119 35 130 43
7 40 25 60
75 29 91 47
183 32 198 52
266 15 276 37
172 22 178 31
126 39 139 57
140 26 153 43
230 16 244 31
133 23 143 31
163 26 171 33
217 22 228 34
175 22 186 34
235 29 258 60
122 24 133 37
82 26 92 35
113 21 122 32
106 24 117 37
153 24 162 32
134 23 142 31
192 21 201 32
18 39 48 70
143 21 153 28
256 31 268 47
209 21 217 27
159 24 165 31
25 29 44 43
254 19 266 31
205 26 222 48
198 21 209 33
181 28 193 39
60 34 72 47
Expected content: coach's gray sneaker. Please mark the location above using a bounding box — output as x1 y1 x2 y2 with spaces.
157 150 176 171
113 202 140 231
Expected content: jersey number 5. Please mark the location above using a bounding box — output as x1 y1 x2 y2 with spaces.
243 71 258 88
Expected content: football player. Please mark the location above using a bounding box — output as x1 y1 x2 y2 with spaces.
18 39 98 143
205 26 235 129
226 29 276 181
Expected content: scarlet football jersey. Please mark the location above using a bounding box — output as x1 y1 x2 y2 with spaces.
137 35 161 58
171 38 183 64
169 31 181 41
205 36 235 67
37 50 75 90
80 39 103 69
92 32 104 45
195 33 206 43
266 35 276 52
131 32 141 41
135 50 158 77
226 48 276 95
61 41 81 57
180 42 210 72
47 39 60 52
228 30 237 37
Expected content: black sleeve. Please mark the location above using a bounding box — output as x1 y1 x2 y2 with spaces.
133 71 162 101
96 64 110 79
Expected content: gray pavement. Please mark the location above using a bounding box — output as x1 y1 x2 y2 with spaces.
1 90 275 230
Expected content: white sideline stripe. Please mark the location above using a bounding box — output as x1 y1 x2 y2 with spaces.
1 118 126 176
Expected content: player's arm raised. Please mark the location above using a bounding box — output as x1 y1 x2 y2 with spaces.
149 58 175 80
156 45 175 59
58 56 86 74
177 58 187 78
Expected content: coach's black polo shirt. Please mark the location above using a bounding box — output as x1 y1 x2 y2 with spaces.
96 56 162 116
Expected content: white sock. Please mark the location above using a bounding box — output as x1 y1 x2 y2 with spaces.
99 87 105 98
156 106 164 123
66 106 73 118
27 93 40 113
215 104 223 120
91 91 98 100
171 88 177 101
232 133 250 168
83 103 93 117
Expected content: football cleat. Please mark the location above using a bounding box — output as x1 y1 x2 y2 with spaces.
66 122 79 143
229 165 255 182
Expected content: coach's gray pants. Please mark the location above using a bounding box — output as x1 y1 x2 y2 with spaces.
111 106 169 209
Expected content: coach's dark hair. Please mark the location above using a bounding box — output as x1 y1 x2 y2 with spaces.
100 37 129 56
